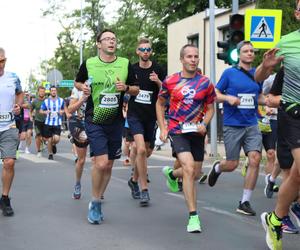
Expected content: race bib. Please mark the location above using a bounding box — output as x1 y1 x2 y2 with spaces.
99 93 120 108
0 112 13 122
237 93 255 109
50 112 58 119
180 122 200 133
135 90 153 105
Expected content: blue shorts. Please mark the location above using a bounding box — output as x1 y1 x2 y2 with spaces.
85 121 123 159
127 115 156 148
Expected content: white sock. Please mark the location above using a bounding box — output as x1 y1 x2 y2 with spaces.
241 189 252 203
215 163 221 173
269 175 276 183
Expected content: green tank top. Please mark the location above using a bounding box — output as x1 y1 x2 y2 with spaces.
86 56 129 124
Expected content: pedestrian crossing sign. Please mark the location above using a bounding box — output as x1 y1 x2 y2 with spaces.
245 9 282 49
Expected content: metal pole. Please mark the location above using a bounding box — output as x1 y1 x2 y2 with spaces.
209 0 218 157
79 0 83 65
232 0 238 14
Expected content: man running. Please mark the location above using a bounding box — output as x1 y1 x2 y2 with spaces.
31 86 47 157
208 41 264 216
256 3 300 246
156 44 215 233
127 38 166 206
40 86 65 160
0 47 23 216
75 29 139 224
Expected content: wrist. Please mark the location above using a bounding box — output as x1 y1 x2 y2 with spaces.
125 85 130 92
201 121 207 128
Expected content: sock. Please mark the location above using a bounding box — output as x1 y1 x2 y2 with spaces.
169 171 176 180
76 181 81 186
215 163 221 173
142 189 148 192
269 175 276 183
92 197 101 203
189 211 197 217
130 178 137 184
241 189 252 203
270 212 282 226
1 195 8 200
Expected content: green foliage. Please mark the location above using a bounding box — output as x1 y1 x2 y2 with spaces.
253 0 299 66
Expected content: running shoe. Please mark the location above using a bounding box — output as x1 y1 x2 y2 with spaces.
0 197 14 216
290 202 300 227
140 190 150 207
16 150 20 160
87 201 103 224
264 174 275 199
282 215 299 234
261 212 282 250
178 180 183 192
198 173 207 184
273 185 279 192
236 201 256 216
187 215 201 233
241 158 248 177
72 183 81 200
208 161 221 187
128 178 140 199
48 154 54 160
37 151 42 158
25 147 30 154
162 166 179 192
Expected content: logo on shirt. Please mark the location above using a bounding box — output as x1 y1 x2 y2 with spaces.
181 86 195 104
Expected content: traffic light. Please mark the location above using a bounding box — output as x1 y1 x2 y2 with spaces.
217 14 244 65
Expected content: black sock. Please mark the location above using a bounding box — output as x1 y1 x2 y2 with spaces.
1 195 8 200
142 189 148 192
189 211 197 217
169 171 176 180
130 178 137 184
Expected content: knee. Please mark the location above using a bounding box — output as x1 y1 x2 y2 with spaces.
183 164 196 178
226 161 238 172
248 153 261 167
77 157 85 166
94 160 111 171
3 159 15 169
266 150 275 161
137 147 147 157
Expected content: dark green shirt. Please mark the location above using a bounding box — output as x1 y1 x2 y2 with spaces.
31 99 46 122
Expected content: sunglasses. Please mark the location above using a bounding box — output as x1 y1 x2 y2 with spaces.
0 58 6 63
138 47 151 52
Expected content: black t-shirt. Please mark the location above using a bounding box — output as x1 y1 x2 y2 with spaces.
128 61 166 121
75 58 137 124
269 67 284 96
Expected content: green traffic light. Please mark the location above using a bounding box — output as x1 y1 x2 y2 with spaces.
229 48 239 64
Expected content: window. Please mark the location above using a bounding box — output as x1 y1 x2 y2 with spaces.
187 34 199 48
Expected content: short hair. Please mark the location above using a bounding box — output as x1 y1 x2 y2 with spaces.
96 29 116 42
236 40 253 53
180 44 198 59
297 0 300 8
50 85 57 90
137 37 151 47
0 47 5 55
37 86 45 91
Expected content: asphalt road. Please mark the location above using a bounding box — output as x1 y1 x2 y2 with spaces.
0 137 299 250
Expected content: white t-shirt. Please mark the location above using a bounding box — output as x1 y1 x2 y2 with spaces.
0 71 22 132
70 87 86 117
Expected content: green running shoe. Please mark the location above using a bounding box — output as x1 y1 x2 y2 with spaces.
241 158 249 177
261 212 282 250
187 215 201 233
162 166 179 192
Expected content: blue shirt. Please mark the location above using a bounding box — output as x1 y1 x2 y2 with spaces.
216 67 261 127
41 97 64 126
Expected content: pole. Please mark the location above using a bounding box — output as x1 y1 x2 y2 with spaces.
232 0 238 14
209 0 218 157
79 0 83 65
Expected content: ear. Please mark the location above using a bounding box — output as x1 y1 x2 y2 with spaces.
136 48 139 56
295 10 300 21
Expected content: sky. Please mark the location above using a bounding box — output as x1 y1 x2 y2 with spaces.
0 0 120 89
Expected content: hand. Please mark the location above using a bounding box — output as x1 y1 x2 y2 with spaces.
13 104 21 115
197 124 207 136
262 48 284 69
59 110 64 116
159 127 168 143
227 95 241 106
115 77 126 92
149 71 159 82
82 84 91 96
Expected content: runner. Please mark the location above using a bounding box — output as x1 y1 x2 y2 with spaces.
68 85 89 199
256 2 300 248
31 86 46 157
156 44 215 233
40 86 65 160
74 29 139 224
127 38 166 206
20 92 33 154
208 41 264 216
0 47 23 216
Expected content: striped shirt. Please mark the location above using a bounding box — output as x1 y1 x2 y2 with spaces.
41 97 64 126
